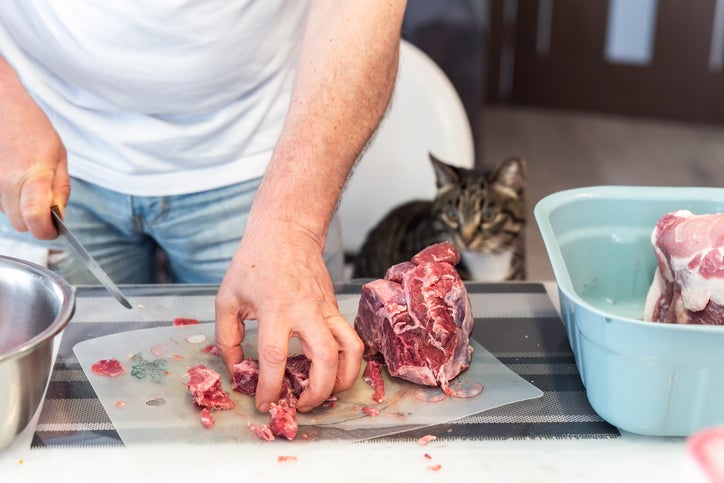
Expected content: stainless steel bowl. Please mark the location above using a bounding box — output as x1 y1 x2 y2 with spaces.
0 255 75 449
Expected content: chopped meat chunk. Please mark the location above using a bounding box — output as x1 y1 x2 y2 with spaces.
173 317 199 326
186 364 235 426
201 344 219 355
269 401 298 441
91 358 126 377
232 354 311 440
283 354 312 398
200 408 215 428
248 422 275 441
232 358 260 396
361 406 380 417
418 434 437 445
362 358 385 403
277 456 298 463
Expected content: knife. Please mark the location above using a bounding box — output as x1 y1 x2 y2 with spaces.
51 205 133 309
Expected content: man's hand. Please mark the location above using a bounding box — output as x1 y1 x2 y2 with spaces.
0 56 70 239
215 219 363 413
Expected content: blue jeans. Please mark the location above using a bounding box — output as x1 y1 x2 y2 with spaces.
0 177 344 284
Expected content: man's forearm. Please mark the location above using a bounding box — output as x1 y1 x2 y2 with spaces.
0 55 29 113
248 0 406 246
0 55 19 89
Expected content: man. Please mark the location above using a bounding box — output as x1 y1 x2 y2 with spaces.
0 1 406 413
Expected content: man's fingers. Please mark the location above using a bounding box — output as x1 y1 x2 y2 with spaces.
296 343 339 413
50 148 71 213
18 173 56 239
214 296 247 377
293 313 347 413
255 323 292 413
328 315 364 394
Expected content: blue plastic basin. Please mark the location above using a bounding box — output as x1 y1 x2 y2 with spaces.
535 186 724 436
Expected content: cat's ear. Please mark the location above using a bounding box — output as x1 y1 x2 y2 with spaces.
429 152 461 188
491 157 526 197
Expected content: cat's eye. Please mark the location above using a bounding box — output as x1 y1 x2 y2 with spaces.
448 208 459 220
482 209 495 220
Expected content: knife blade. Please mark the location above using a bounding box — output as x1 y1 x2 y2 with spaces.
51 205 132 309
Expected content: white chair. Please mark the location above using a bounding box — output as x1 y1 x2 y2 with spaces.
337 39 475 255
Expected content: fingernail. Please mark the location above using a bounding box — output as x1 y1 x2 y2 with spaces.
257 401 271 413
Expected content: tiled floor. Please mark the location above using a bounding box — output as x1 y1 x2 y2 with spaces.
480 106 724 281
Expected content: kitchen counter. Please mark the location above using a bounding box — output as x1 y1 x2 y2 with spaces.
0 283 692 482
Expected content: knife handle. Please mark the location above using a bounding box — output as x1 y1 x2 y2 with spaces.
50 204 63 219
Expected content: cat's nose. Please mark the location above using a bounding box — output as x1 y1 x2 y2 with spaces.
460 225 477 245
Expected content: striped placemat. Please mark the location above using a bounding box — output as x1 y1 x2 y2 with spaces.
31 283 619 448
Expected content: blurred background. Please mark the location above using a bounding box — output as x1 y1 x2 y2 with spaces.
402 0 724 281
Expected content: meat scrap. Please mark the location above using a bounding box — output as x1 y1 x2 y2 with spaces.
187 365 236 409
354 242 475 397
644 211 724 324
361 406 379 417
417 434 437 445
268 401 297 440
201 344 219 355
91 358 126 377
277 455 298 463
186 364 236 427
200 408 215 428
173 317 199 326
232 358 260 396
248 422 275 441
232 354 312 441
362 358 385 403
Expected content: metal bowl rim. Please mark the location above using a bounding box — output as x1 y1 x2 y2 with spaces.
0 255 76 362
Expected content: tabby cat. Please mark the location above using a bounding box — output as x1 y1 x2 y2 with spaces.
352 153 527 281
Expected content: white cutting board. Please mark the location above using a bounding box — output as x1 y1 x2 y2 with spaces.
73 295 543 445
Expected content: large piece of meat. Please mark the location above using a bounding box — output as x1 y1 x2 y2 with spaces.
644 210 724 324
354 241 474 396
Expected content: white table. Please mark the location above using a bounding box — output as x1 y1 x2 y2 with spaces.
0 284 699 482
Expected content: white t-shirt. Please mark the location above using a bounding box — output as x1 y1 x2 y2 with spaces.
0 1 307 196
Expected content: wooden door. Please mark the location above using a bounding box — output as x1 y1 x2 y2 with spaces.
487 0 724 124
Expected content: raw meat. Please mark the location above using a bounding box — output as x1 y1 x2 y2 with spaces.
173 317 199 326
418 434 437 445
201 344 219 355
200 408 215 428
277 456 298 463
361 406 379 417
248 422 275 441
283 354 312 398
686 426 724 482
232 354 310 401
232 354 311 441
91 358 126 377
186 365 236 415
644 210 724 324
354 241 474 397
362 358 385 403
231 358 260 396
268 401 298 441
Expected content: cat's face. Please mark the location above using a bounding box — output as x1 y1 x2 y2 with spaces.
430 155 526 254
